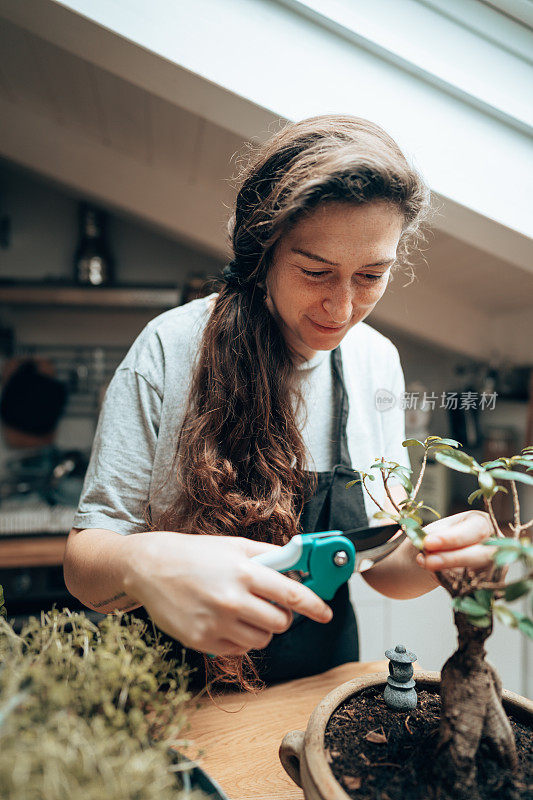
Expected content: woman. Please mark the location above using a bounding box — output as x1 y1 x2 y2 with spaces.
64 115 494 691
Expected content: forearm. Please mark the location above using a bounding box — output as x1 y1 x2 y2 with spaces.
63 527 149 613
361 536 439 600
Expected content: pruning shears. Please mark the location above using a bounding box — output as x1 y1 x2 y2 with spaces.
251 523 405 600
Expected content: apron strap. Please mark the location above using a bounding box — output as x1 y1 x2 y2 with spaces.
331 347 352 469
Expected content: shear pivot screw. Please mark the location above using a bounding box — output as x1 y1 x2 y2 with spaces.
333 550 349 567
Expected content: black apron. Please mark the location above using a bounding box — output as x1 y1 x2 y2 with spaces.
132 347 368 690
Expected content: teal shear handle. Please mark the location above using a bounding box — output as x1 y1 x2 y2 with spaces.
252 530 356 601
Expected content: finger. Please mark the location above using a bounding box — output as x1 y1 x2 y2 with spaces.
416 543 496 571
237 594 293 634
211 638 250 657
224 619 274 651
424 511 493 553
248 565 333 623
235 537 284 559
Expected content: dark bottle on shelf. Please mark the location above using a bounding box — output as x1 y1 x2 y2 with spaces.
73 202 115 286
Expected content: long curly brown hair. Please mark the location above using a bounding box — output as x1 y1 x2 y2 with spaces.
154 115 432 690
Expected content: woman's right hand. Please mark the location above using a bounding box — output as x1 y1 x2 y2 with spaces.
124 531 333 656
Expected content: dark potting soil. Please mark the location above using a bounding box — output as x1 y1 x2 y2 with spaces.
324 688 533 800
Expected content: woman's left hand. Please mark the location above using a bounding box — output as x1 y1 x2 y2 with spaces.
416 510 496 572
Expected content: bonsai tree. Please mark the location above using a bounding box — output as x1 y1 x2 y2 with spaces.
348 436 533 800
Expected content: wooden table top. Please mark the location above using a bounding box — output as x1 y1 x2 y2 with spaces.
0 535 67 567
183 660 388 800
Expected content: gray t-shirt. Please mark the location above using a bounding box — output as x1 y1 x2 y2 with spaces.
73 294 409 534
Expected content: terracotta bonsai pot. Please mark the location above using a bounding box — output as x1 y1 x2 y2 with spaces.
279 670 533 800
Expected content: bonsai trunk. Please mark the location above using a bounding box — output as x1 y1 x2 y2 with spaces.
434 611 517 800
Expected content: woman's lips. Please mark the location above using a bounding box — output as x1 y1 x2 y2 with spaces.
308 318 346 333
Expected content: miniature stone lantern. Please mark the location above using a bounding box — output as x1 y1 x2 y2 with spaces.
383 644 417 710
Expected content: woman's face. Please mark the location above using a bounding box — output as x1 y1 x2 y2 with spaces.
265 201 404 362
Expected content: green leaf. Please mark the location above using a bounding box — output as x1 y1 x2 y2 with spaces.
393 472 414 494
518 617 533 640
345 479 361 488
498 606 533 639
434 451 477 474
482 459 507 469
493 485 509 495
408 532 426 549
494 549 521 566
402 439 423 447
468 489 484 505
504 580 532 602
478 471 496 494
453 596 490 617
428 437 461 448
474 589 493 611
390 465 412 477
485 538 520 549
489 469 533 486
419 505 441 519
399 517 426 549
373 510 399 521
494 605 519 628
510 458 533 469
449 450 480 467
468 615 492 628
401 517 422 529
520 543 533 562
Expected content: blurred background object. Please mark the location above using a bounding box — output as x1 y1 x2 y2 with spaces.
0 358 88 508
180 272 211 305
73 202 115 287
1 358 67 449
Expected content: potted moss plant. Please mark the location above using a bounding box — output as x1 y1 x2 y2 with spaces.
0 605 227 799
280 437 533 800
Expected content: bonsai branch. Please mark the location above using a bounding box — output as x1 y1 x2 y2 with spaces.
381 470 401 513
484 497 504 539
362 476 385 513
472 568 533 594
412 449 428 501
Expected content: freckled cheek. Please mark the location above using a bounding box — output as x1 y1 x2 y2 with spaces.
353 283 387 311
301 280 387 318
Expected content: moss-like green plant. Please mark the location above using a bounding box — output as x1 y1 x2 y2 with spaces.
0 609 206 800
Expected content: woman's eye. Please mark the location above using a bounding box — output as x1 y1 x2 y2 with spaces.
300 269 385 281
301 269 328 278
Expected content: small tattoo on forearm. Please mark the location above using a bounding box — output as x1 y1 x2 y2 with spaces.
91 591 138 612
91 591 126 608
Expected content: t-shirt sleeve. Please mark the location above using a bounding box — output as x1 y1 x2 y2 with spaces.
71 367 161 535
381 347 411 483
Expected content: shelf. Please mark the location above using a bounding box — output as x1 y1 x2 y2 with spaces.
0 283 182 310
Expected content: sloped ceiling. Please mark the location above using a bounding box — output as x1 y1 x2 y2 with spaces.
0 3 532 363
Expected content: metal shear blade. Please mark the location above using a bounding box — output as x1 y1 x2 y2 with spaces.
338 522 405 572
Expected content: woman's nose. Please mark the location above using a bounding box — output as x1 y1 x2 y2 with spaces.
322 287 353 324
